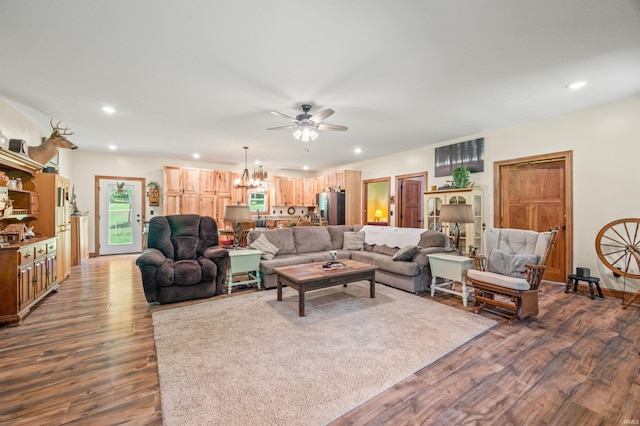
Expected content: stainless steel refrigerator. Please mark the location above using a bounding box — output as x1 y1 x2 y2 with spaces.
316 192 345 225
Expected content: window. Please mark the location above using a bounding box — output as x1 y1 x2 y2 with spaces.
249 192 267 213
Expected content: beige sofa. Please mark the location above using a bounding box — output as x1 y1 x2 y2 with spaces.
247 225 452 293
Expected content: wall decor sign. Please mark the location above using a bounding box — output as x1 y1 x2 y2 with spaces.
435 137 484 177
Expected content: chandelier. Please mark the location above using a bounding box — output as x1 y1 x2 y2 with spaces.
251 164 268 192
233 147 258 189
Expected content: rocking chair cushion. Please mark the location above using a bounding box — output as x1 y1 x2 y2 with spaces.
488 249 539 278
467 269 530 291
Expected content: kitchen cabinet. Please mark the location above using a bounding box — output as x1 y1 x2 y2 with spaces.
424 187 484 253
162 166 237 228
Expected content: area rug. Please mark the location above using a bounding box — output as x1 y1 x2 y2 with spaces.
152 282 497 425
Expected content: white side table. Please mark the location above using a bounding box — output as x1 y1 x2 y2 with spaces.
427 253 475 306
227 249 262 294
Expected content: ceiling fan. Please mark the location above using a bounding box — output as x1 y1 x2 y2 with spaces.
267 104 348 144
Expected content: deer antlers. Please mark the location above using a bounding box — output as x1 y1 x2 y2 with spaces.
50 119 74 136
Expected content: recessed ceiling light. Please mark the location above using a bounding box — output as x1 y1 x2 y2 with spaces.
102 106 116 114
193 153 200 159
354 148 362 154
303 165 309 171
566 81 587 90
254 159 261 165
108 144 117 150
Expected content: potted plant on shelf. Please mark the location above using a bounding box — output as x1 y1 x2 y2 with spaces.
452 166 470 189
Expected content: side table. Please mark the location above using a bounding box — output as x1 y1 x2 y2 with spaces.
227 249 262 294
565 274 603 300
427 253 475 306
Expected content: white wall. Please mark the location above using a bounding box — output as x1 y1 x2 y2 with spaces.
321 95 640 291
4 95 640 291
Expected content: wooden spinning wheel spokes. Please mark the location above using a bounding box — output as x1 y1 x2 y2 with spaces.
595 218 640 279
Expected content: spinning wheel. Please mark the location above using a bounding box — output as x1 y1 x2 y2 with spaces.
595 218 640 308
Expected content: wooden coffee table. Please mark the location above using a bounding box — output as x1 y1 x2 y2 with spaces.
273 259 378 316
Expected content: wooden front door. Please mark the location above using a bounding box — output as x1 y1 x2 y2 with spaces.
496 152 572 282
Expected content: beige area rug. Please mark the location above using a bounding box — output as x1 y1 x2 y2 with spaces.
152 282 497 426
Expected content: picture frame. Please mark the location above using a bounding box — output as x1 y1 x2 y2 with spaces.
435 137 484 177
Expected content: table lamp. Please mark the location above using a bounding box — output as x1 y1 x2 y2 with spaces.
223 205 252 249
439 203 474 253
374 209 383 222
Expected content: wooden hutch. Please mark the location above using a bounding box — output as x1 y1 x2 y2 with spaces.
0 149 62 325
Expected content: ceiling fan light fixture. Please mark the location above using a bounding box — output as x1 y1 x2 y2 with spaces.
293 126 318 142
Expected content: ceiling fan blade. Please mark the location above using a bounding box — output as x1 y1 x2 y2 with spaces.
270 110 298 121
309 108 334 123
318 123 348 131
266 125 297 130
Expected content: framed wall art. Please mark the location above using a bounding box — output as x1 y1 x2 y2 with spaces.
435 137 484 177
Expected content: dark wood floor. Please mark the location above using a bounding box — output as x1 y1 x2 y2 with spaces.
1 254 638 425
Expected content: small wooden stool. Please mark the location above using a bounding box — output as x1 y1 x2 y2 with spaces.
566 274 603 300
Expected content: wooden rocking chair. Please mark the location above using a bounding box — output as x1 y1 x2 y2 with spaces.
466 227 558 322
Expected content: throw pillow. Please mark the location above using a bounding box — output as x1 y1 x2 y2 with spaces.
343 231 365 251
249 234 280 260
487 249 539 278
392 245 420 261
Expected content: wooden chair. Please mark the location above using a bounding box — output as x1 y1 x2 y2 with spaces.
239 221 256 247
466 227 558 322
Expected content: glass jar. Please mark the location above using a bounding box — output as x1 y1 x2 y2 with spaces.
0 171 8 187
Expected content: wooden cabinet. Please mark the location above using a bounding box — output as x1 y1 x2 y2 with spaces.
163 166 236 228
0 237 58 326
424 187 484 253
32 173 72 283
71 215 89 265
0 150 60 326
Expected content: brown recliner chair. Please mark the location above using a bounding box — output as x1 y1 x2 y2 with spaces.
136 214 230 304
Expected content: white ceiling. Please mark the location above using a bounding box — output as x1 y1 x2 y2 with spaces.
1 1 640 171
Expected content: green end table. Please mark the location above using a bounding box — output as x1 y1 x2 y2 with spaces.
227 249 262 294
427 252 475 306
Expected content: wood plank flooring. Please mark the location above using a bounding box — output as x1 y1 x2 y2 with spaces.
1 254 638 425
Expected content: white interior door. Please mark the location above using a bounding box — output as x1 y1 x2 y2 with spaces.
99 179 143 255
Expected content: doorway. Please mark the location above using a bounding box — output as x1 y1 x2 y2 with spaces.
95 176 145 256
494 151 572 282
362 178 390 225
395 172 427 228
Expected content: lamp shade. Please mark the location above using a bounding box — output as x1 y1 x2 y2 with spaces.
223 205 252 223
439 204 474 224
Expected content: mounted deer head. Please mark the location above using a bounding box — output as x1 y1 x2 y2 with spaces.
28 119 78 165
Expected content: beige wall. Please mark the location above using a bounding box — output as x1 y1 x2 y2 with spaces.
321 95 640 291
3 95 639 291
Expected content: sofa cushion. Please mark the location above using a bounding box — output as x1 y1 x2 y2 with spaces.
343 231 365 250
488 249 538 278
392 245 420 261
247 228 296 254
292 227 332 254
467 269 530 291
172 236 199 260
250 234 280 260
259 254 311 275
418 230 449 248
373 256 421 276
173 259 202 286
327 225 355 249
